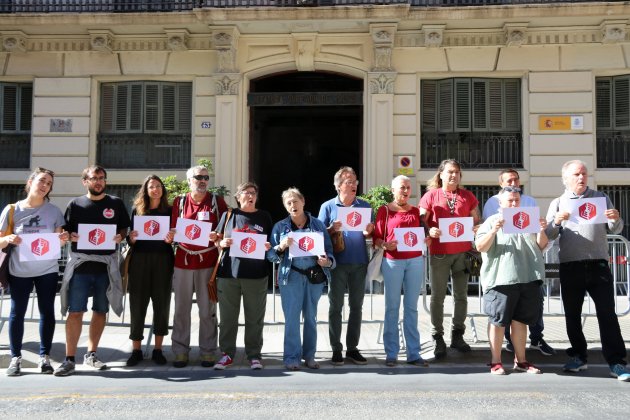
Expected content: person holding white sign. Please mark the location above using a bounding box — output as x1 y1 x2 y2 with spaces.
268 188 335 371
1 168 68 376
545 160 630 381
125 175 175 367
373 176 430 367
318 166 374 366
54 165 130 377
419 159 480 358
214 182 272 370
476 186 548 375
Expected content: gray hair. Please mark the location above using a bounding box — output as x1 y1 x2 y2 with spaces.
391 175 411 188
561 160 588 189
281 187 304 203
186 165 207 180
333 166 356 188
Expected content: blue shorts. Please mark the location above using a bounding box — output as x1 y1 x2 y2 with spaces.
67 272 110 313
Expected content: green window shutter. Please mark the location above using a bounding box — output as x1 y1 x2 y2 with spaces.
115 84 129 131
145 83 159 132
488 79 504 130
19 85 32 132
454 78 471 132
421 80 437 132
596 77 612 130
2 84 17 132
161 83 176 132
503 79 521 131
438 79 453 132
129 83 143 132
614 76 630 130
101 84 115 133
472 79 488 131
177 83 192 133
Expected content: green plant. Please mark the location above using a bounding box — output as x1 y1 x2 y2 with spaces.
163 159 230 203
359 185 393 216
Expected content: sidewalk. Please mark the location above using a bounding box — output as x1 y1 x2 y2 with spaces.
1 291 629 371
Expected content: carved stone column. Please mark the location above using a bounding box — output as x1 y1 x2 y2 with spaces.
214 73 241 193
367 72 396 188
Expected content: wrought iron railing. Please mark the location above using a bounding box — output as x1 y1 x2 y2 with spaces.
0 134 30 169
597 130 630 169
97 133 191 169
0 0 604 13
421 131 522 169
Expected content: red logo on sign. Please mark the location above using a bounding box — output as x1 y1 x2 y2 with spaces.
103 208 114 219
185 224 201 241
346 211 362 228
403 231 418 247
144 220 160 237
89 228 106 246
31 238 49 256
448 222 464 238
513 212 530 230
240 237 257 254
579 203 597 220
298 236 315 252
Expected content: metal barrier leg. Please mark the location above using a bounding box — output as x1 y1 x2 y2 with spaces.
143 326 154 357
469 317 478 343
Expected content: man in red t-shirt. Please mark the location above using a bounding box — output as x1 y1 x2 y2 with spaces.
419 159 480 359
170 165 228 368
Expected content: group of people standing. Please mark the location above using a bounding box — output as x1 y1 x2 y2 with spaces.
1 159 628 382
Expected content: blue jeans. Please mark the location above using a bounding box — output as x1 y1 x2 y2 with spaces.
381 256 423 362
8 272 58 357
67 272 109 313
279 269 324 366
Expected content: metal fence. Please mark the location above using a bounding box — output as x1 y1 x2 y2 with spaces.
97 134 191 169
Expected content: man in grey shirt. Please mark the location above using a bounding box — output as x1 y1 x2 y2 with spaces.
545 160 629 381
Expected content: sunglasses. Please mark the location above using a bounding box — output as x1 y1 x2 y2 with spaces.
192 175 210 181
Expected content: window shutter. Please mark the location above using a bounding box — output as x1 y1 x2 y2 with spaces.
438 79 453 132
503 79 521 130
421 80 437 132
596 78 612 130
488 79 504 130
472 79 488 131
145 83 159 132
454 79 471 132
115 84 129 131
2 84 17 131
161 83 176 132
614 76 630 130
101 84 115 133
129 83 143 132
19 85 32 132
177 83 192 133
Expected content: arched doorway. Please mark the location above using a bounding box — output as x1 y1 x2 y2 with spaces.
249 71 364 222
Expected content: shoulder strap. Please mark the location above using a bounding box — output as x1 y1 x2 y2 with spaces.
211 193 219 220
178 195 186 219
2 204 15 236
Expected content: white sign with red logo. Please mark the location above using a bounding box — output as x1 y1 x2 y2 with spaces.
288 232 325 258
229 231 267 260
438 217 474 243
77 224 117 250
501 207 540 234
18 233 61 262
174 218 212 247
134 216 170 241
393 227 426 253
565 197 608 225
337 207 371 232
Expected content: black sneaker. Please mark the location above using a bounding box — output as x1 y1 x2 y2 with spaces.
530 339 556 356
126 350 144 367
151 349 167 365
331 350 344 366
346 350 368 365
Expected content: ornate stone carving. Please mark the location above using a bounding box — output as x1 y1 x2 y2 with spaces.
88 30 114 53
294 36 316 72
370 24 396 72
601 20 627 44
423 25 445 48
504 23 529 47
2 33 27 53
213 28 240 73
368 72 396 95
165 29 189 51
215 74 240 96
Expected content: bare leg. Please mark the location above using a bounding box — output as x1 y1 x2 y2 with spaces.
65 312 84 357
511 320 528 363
87 312 106 352
155 335 164 350
488 323 505 364
132 340 142 351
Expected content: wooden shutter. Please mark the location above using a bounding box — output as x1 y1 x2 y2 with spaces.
161 83 176 132
128 83 143 132
454 78 471 132
177 83 192 133
596 77 612 130
472 79 488 131
503 79 521 130
145 83 160 132
421 80 437 132
1 84 17 132
488 79 504 130
614 76 630 130
438 79 453 132
101 84 115 133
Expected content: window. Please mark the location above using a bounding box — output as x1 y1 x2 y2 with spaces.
0 185 24 208
0 83 32 169
107 185 141 215
97 81 192 169
598 185 630 240
421 78 522 169
596 75 630 168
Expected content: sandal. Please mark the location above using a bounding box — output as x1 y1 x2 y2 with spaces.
285 364 300 371
513 361 542 374
304 359 320 369
490 362 506 375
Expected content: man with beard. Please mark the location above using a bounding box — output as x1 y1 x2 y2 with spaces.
54 165 130 376
170 165 228 368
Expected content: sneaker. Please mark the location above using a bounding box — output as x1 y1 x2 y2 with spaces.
84 352 107 370
250 359 263 370
53 360 76 377
530 339 556 356
304 359 320 369
563 357 588 373
385 359 397 367
151 349 167 365
214 354 233 370
331 350 344 366
39 355 54 374
346 350 368 365
609 364 630 382
173 354 188 368
513 361 542 374
200 354 217 368
6 356 21 376
505 342 514 353
490 362 506 375
126 350 144 367
407 357 429 367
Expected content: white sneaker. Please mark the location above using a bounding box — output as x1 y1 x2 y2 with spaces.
250 359 263 370
39 355 54 374
214 354 233 370
84 352 108 370
6 356 21 376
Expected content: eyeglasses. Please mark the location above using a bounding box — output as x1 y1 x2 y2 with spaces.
501 186 521 193
240 190 257 196
192 175 210 181
86 176 106 183
341 180 359 186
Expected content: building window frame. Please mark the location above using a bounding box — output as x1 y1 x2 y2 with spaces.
0 82 32 169
596 75 630 169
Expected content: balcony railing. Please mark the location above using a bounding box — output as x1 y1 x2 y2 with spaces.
0 0 604 13
0 134 30 169
97 133 191 169
597 130 630 169
421 131 522 169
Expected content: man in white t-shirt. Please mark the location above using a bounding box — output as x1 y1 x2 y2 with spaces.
482 169 556 356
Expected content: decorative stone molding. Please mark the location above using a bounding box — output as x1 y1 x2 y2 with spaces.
88 30 114 53
504 23 529 47
212 27 240 73
423 25 445 48
601 20 627 44
368 72 396 95
1 31 27 53
165 29 190 51
215 74 240 96
370 24 396 72
292 33 316 72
